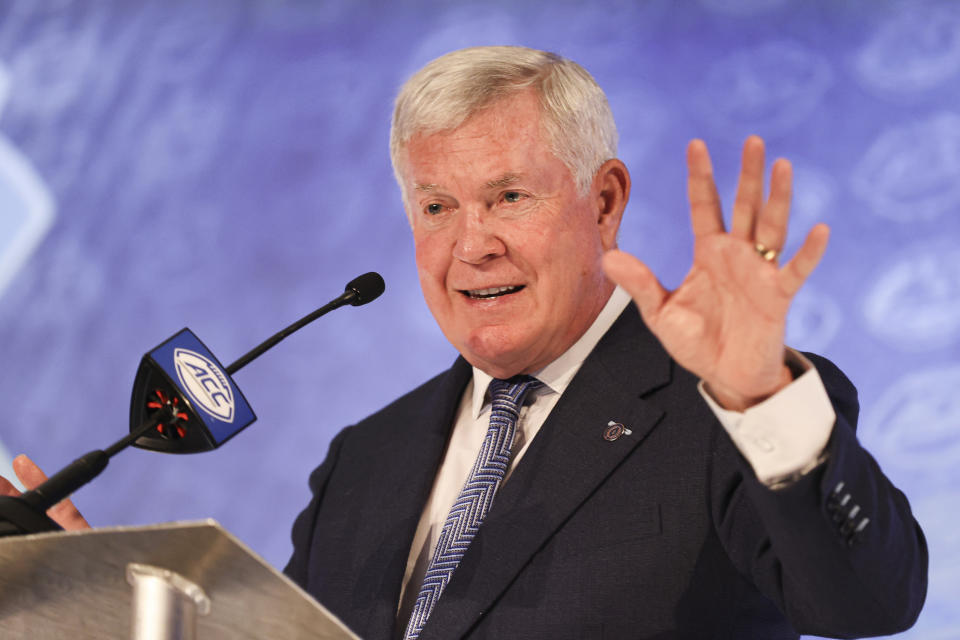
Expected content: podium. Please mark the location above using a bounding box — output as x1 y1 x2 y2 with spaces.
0 520 360 639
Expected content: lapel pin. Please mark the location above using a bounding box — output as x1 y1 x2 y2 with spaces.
603 421 632 442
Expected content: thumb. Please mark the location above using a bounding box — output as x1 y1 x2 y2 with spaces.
13 454 48 490
602 249 667 321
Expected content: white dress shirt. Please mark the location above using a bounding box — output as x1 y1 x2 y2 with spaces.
396 286 835 623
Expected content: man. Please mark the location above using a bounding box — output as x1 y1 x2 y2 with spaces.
281 47 926 639
2 47 926 638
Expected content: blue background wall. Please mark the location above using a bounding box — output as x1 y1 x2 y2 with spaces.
0 1 957 637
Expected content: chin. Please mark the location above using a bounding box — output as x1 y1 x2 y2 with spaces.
461 327 540 377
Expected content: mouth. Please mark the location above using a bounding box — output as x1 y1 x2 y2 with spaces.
459 285 525 300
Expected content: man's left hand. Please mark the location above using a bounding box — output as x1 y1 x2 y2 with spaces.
603 136 829 411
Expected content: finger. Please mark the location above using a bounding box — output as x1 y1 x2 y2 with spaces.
47 497 91 531
13 454 90 530
731 136 765 240
755 157 792 254
602 249 668 321
780 223 830 296
13 454 49 490
0 474 22 497
686 139 725 237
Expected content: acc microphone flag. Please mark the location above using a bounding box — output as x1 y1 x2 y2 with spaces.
127 271 384 455
130 329 256 454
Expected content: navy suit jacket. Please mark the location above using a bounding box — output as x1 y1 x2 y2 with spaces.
285 305 927 639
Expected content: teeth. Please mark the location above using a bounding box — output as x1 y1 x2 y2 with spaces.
467 285 520 299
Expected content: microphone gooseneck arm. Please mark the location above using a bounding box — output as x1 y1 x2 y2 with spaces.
225 271 384 375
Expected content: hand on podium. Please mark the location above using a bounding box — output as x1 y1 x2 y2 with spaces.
0 454 90 530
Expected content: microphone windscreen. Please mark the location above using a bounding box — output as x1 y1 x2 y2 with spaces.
345 272 385 306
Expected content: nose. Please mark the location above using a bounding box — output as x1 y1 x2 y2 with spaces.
452 208 506 264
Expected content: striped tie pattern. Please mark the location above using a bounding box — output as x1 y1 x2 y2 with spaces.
404 376 542 640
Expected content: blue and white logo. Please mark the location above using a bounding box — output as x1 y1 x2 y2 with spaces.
148 329 255 444
173 348 235 423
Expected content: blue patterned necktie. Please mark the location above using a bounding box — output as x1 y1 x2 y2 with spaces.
404 375 542 640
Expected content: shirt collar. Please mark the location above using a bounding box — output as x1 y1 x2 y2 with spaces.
469 286 633 419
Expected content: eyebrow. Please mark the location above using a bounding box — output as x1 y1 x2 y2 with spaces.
484 174 521 189
413 173 524 194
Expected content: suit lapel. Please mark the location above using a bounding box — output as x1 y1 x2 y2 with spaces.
341 358 472 640
420 306 673 639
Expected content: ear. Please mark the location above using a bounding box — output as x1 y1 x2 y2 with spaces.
592 159 631 251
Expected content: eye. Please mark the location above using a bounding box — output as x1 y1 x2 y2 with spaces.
425 203 445 215
503 191 525 203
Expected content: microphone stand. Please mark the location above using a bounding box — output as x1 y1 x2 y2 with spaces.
0 272 384 537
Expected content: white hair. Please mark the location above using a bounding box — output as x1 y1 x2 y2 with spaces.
390 46 618 197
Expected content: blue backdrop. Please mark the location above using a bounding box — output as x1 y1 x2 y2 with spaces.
0 1 957 637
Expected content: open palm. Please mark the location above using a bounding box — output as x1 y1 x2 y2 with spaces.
604 137 829 411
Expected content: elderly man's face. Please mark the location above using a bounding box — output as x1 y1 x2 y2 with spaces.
401 91 622 378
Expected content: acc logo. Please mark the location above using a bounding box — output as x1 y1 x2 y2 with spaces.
173 348 235 423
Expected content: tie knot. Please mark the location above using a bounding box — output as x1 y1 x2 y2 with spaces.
489 375 542 409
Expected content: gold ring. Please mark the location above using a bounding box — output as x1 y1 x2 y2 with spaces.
754 243 779 262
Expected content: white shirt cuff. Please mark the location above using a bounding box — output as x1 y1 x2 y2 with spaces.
697 349 835 485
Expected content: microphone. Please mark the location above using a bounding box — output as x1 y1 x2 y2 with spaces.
129 272 385 453
344 271 387 306
0 273 384 536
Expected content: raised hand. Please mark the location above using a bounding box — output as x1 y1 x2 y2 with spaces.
0 454 91 530
603 136 829 411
